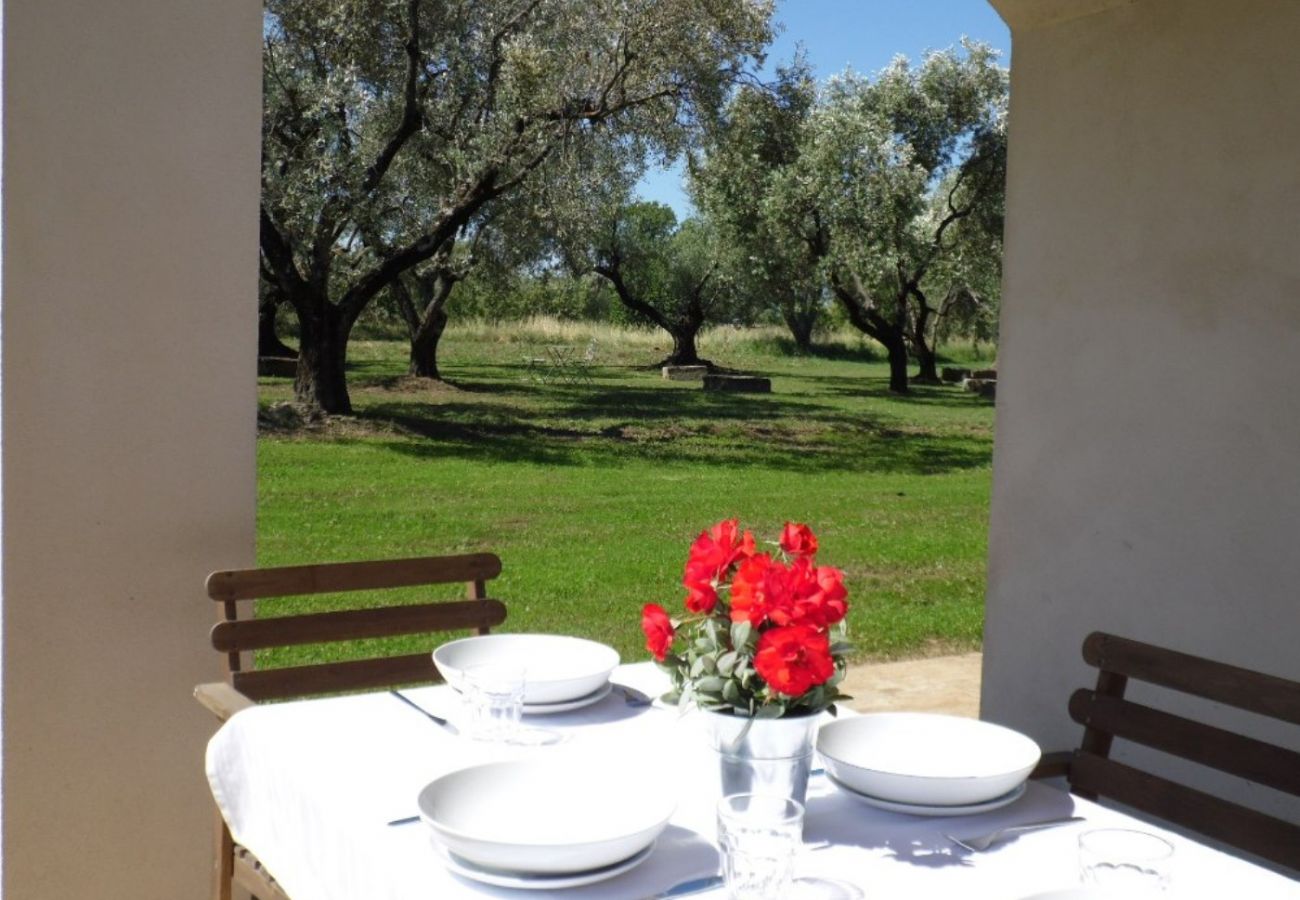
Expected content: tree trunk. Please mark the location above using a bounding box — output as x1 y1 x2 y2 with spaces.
392 270 456 380
294 301 353 415
409 305 448 378
829 274 909 394
782 305 817 352
908 288 941 383
258 296 296 358
667 325 704 366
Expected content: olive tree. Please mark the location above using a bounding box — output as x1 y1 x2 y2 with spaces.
691 57 826 351
260 0 773 413
799 43 1006 390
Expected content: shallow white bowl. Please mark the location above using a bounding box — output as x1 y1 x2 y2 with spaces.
816 712 1040 806
433 634 619 704
418 757 675 874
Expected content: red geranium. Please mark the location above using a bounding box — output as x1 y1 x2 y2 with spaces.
686 518 756 581
640 603 675 661
729 554 785 626
754 625 835 696
785 558 848 629
645 520 850 716
779 522 819 558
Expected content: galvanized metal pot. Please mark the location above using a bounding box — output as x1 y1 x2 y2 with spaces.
701 709 820 805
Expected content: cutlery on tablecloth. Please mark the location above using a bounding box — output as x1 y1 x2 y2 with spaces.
389 690 459 735
387 815 421 827
945 815 1085 852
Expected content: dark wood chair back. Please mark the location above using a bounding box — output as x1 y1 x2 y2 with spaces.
1060 631 1300 871
205 553 505 702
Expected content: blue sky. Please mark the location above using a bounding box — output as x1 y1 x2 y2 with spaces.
637 0 1011 218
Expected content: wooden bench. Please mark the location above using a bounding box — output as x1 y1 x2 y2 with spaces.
195 552 506 900
1033 631 1300 873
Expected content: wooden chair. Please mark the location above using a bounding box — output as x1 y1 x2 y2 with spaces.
1032 631 1300 873
194 553 506 900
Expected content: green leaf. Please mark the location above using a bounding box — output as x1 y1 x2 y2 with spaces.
695 675 726 694
716 651 739 677
730 621 752 649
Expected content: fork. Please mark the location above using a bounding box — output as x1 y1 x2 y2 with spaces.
945 815 1085 852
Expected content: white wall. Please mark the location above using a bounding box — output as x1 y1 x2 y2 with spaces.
983 0 1300 818
2 1 261 895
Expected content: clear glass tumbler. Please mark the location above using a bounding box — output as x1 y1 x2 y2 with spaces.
1078 828 1173 892
717 793 805 900
461 663 525 742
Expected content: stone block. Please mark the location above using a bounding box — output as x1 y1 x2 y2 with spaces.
971 368 998 380
258 356 297 378
964 378 996 399
703 374 771 393
662 365 709 381
941 366 972 383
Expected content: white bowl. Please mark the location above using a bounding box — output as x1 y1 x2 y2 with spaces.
816 712 1041 806
433 634 619 704
418 757 675 874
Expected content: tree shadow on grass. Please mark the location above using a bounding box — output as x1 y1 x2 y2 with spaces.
351 397 992 476
799 374 991 410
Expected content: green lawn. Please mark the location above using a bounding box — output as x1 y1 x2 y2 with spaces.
257 322 996 668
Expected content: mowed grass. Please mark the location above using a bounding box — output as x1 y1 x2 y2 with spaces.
257 320 996 669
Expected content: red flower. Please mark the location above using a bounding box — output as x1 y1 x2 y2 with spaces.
729 554 789 626
779 522 819 558
686 518 756 582
754 625 835 696
783 559 848 629
641 604 675 661
682 558 719 613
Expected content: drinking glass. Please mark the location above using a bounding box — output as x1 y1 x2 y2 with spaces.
461 663 525 742
717 793 805 900
1078 828 1173 892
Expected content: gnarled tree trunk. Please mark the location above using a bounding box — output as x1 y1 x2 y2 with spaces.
294 300 353 415
259 294 296 358
830 273 910 394
782 303 818 353
392 271 456 379
907 287 941 383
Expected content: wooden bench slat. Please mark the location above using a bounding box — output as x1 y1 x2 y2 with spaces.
211 599 507 652
1069 689 1300 797
231 653 439 701
1082 632 1300 725
206 553 502 601
1068 752 1300 873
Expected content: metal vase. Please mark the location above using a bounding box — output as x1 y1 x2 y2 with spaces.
702 710 819 806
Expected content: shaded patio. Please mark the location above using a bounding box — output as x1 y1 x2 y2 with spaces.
3 0 1297 895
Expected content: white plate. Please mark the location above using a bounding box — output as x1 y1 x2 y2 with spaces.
435 839 655 890
817 713 1040 805
434 634 620 704
523 681 612 715
418 756 675 873
826 769 1028 816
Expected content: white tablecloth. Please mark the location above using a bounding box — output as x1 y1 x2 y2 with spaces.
206 663 1300 899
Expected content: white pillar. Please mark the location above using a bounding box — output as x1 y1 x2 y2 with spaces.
983 0 1300 819
2 1 261 895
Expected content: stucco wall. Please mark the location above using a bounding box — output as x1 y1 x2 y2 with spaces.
984 0 1300 817
2 1 261 896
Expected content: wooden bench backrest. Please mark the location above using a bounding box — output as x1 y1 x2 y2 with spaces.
205 553 504 701
1068 631 1300 871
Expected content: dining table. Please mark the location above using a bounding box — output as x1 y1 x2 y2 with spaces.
205 661 1300 899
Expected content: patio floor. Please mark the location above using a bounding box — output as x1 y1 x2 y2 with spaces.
840 653 981 718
